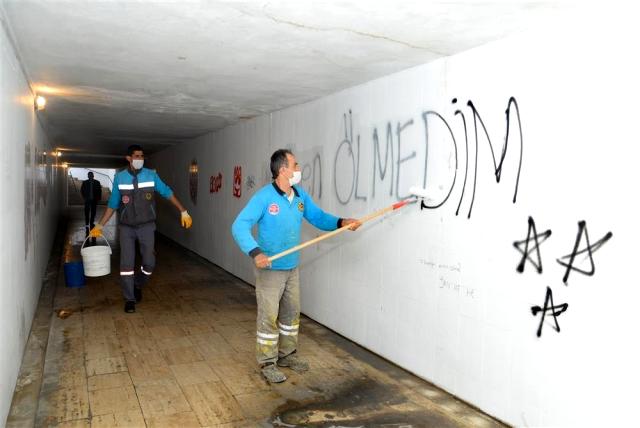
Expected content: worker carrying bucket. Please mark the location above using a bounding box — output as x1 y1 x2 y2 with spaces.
89 144 193 314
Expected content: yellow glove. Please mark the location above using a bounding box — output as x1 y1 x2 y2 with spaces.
89 224 103 238
181 210 192 229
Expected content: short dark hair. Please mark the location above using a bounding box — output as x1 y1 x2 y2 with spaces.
270 149 292 179
127 144 143 156
87 172 94 178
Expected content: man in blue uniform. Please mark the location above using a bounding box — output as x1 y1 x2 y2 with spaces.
232 149 360 383
89 145 193 313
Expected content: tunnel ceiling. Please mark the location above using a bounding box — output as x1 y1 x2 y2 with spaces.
1 1 566 167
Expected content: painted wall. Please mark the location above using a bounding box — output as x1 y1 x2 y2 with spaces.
0 11 63 423
153 12 639 427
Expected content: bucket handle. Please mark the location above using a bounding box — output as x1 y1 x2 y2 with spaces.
81 234 112 253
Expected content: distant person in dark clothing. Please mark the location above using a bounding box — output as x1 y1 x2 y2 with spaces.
81 172 102 235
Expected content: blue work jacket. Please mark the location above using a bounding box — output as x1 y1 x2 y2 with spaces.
232 183 341 270
108 167 173 226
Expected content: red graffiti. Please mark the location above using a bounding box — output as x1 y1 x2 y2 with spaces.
233 166 242 198
210 173 222 193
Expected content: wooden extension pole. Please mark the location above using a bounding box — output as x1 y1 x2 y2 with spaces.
267 197 417 262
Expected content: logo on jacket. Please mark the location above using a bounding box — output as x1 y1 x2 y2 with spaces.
122 195 130 204
268 203 280 215
145 192 152 200
298 202 304 212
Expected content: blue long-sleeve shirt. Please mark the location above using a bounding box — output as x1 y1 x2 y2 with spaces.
232 183 341 270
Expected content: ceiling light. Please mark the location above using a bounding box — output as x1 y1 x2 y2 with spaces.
34 95 46 111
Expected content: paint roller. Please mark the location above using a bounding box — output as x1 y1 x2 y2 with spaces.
267 185 431 263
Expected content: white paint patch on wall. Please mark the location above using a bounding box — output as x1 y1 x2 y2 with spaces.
0 10 63 424
153 10 640 426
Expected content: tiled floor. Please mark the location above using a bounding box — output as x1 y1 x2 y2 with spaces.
8 207 507 427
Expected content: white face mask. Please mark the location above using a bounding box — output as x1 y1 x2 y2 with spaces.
132 159 144 170
289 170 301 186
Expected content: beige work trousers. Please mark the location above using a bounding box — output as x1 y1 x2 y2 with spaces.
254 267 300 365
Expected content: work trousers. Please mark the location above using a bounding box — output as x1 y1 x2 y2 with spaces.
119 223 155 302
255 267 300 365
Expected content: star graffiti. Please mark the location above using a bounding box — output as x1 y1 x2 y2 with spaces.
513 216 552 274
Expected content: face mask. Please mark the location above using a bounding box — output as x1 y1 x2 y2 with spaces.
289 170 302 186
132 159 144 170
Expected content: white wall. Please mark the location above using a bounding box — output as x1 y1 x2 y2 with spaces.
0 10 63 423
153 11 639 427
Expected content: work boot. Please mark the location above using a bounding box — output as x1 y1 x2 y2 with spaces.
277 353 309 373
261 363 287 383
124 300 136 313
134 287 142 303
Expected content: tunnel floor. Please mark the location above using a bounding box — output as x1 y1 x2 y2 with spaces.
8 207 507 428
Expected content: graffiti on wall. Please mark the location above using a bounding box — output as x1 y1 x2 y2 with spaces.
513 216 613 337
24 141 34 259
530 287 569 338
246 175 256 190
296 147 323 199
557 221 613 285
210 173 222 193
233 166 242 198
323 97 612 338
332 98 523 219
189 159 198 205
334 110 367 204
513 217 552 274
36 148 48 213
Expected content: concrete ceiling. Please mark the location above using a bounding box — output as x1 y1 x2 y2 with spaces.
1 1 567 167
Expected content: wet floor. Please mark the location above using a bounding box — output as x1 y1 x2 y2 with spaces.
7 206 508 427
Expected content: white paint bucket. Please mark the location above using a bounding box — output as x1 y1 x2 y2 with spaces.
80 236 112 277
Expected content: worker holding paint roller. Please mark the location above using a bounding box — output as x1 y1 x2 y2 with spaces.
232 149 360 383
